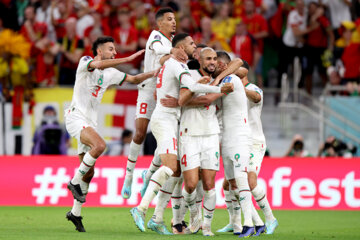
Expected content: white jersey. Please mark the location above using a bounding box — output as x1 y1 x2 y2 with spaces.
245 83 265 143
141 30 173 89
152 57 190 120
220 74 251 147
180 70 220 136
68 56 127 125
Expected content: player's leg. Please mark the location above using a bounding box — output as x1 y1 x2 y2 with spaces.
140 149 161 197
217 179 235 233
68 127 105 203
130 117 178 232
122 89 155 199
148 164 181 235
200 169 216 236
249 143 277 234
195 178 204 224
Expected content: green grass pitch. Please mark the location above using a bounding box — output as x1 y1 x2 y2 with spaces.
0 207 359 240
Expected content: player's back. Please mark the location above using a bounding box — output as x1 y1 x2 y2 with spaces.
153 57 189 119
220 74 250 144
246 83 265 143
180 70 220 136
142 30 172 89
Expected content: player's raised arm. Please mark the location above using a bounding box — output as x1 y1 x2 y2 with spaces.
90 49 145 70
181 92 224 107
238 62 261 103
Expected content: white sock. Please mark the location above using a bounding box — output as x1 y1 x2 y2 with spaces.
171 177 184 225
145 157 161 182
231 191 242 226
252 185 275 222
203 189 216 228
182 188 197 216
71 199 84 216
224 190 234 225
196 181 204 218
138 166 173 213
72 152 96 184
235 174 253 227
251 202 264 226
80 181 90 195
152 176 179 223
125 141 141 178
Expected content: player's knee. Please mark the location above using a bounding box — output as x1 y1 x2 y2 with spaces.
93 140 106 157
202 179 215 191
133 131 146 143
248 172 257 190
222 179 230 191
186 182 197 193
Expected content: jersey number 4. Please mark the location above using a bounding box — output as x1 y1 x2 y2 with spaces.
156 65 166 88
92 86 101 98
181 154 187 167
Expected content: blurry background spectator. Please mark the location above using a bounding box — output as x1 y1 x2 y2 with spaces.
285 134 312 157
105 129 133 156
318 136 357 157
32 105 70 155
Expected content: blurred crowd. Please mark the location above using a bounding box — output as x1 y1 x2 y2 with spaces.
0 0 360 99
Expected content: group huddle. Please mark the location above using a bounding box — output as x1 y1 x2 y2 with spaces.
64 7 278 237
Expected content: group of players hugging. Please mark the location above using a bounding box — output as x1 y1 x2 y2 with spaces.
64 7 278 237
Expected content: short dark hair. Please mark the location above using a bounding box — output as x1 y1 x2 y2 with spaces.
155 8 174 21
216 51 231 64
121 129 132 139
196 43 208 49
92 36 114 56
242 59 250 70
172 33 189 47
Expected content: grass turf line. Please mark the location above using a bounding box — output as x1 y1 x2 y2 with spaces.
0 207 359 240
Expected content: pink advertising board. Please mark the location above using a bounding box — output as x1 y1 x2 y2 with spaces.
0 156 359 210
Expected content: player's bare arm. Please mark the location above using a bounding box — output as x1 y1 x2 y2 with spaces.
183 93 224 107
90 49 145 70
245 88 261 103
125 69 158 84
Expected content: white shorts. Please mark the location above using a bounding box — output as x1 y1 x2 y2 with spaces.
150 114 178 155
65 107 95 154
179 134 220 172
248 142 266 175
136 87 156 119
222 141 251 180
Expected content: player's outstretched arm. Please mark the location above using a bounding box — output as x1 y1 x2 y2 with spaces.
90 49 145 70
212 58 243 85
125 69 157 84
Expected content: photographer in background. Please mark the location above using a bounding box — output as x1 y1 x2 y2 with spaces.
318 136 357 157
105 129 133 156
285 134 312 157
32 105 70 155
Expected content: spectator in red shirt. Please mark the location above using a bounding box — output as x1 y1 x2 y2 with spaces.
56 17 84 86
242 0 269 88
112 7 139 71
230 20 257 66
51 0 71 40
304 2 334 94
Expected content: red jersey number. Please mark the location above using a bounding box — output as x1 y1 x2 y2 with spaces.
156 65 166 88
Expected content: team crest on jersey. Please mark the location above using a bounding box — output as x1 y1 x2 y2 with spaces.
154 34 161 40
223 76 232 83
83 56 92 61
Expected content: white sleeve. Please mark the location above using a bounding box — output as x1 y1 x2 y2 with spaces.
181 74 221 93
152 41 172 55
105 68 127 86
78 56 95 73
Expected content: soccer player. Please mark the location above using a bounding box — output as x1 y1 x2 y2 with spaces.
65 36 155 232
241 63 278 234
130 33 234 233
178 47 224 236
215 51 255 238
121 7 187 199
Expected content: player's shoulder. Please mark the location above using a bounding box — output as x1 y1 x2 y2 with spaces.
246 83 263 94
149 30 162 41
80 55 93 62
168 57 189 69
189 69 199 76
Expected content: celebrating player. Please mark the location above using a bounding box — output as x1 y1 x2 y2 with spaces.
121 7 187 199
130 33 234 233
65 36 155 232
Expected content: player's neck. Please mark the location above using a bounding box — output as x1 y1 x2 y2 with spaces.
158 29 172 41
198 68 211 77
